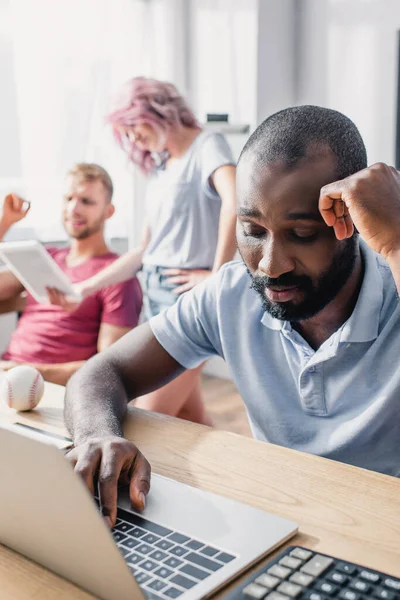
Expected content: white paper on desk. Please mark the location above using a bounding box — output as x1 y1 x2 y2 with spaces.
2 422 73 450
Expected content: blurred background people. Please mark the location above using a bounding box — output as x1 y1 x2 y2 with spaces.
4 0 397 434
50 78 237 424
0 164 142 385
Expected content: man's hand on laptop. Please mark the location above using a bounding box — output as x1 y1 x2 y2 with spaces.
66 435 151 528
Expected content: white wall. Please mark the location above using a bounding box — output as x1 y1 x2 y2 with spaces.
189 0 258 128
188 0 299 132
191 0 299 379
297 0 400 165
256 0 297 124
0 313 17 355
189 0 400 166
0 1 21 179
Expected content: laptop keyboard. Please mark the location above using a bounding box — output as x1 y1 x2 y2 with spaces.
113 506 237 599
222 545 400 599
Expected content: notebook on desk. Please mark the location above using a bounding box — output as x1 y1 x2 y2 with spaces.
0 425 297 600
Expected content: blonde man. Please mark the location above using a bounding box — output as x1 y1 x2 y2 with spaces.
0 163 142 385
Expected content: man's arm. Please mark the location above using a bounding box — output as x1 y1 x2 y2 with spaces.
33 361 86 386
65 323 182 441
47 226 149 309
0 196 26 300
65 322 184 525
0 193 30 241
0 294 26 314
0 193 31 300
0 269 25 301
77 225 150 297
27 324 133 386
0 359 86 386
65 270 219 526
97 322 132 353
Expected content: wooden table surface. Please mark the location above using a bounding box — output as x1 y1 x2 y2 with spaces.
0 382 399 599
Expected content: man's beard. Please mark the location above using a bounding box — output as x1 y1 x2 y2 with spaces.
64 216 104 240
246 236 358 322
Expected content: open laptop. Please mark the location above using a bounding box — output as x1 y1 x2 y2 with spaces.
0 425 297 600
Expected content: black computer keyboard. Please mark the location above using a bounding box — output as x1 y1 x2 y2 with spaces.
94 496 237 599
113 506 236 599
223 546 400 600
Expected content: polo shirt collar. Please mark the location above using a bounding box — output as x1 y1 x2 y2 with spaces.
261 311 281 330
339 241 383 343
260 240 384 343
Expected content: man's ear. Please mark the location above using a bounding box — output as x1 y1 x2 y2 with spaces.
105 203 115 220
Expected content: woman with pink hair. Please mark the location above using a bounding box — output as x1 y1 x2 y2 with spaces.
51 77 237 425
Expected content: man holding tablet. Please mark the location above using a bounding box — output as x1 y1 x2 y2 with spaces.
0 163 142 385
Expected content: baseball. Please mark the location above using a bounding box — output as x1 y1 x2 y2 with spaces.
0 366 44 411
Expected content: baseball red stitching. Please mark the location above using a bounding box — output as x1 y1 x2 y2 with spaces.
29 372 40 410
7 378 13 408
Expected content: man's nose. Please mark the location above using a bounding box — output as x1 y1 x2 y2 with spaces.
66 198 80 214
258 238 295 279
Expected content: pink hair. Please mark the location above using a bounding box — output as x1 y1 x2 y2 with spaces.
106 77 199 174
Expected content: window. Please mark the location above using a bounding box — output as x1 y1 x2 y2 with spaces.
0 0 185 244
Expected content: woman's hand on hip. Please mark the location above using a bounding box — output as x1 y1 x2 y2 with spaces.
162 268 211 294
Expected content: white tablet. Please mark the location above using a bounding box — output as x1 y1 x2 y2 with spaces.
0 240 82 304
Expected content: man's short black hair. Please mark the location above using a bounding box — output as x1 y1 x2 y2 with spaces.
239 105 367 180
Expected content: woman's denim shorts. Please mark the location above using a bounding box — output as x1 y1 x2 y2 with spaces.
141 264 179 320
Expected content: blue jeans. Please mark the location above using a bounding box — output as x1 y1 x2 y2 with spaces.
142 265 180 319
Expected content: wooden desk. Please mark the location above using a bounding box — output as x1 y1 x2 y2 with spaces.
0 382 399 599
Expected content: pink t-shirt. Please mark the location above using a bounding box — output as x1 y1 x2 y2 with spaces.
3 247 142 364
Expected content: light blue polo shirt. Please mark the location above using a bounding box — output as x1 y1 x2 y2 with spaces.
150 241 400 477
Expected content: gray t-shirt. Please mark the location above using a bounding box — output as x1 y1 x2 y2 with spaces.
142 130 235 269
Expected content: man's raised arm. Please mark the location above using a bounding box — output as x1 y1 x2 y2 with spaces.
0 194 30 300
64 322 184 526
319 162 400 292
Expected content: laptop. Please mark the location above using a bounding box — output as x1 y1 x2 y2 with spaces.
0 425 297 600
